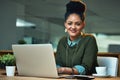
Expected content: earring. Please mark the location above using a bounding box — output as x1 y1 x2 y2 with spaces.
65 29 67 32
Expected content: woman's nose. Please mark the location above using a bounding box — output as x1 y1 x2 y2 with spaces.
71 25 76 28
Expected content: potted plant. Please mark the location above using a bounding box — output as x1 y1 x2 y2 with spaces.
0 53 16 76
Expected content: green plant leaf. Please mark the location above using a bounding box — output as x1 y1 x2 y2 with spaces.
0 53 16 66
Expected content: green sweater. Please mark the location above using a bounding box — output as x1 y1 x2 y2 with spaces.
55 34 98 75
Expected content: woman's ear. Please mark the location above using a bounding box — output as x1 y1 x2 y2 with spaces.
81 21 85 29
83 21 85 26
64 22 67 32
64 22 67 28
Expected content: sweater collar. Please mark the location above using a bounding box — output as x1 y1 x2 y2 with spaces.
67 36 81 47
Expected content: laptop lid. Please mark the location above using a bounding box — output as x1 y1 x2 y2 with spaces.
12 44 59 78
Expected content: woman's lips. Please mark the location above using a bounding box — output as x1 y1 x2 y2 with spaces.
70 30 77 33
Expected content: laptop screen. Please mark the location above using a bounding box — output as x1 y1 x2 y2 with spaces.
12 44 59 78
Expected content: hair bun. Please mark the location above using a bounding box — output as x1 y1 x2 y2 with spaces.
66 0 86 13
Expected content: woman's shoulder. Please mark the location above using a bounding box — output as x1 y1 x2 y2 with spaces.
59 36 67 41
82 33 95 38
57 36 67 47
58 36 67 43
80 33 97 45
81 33 96 41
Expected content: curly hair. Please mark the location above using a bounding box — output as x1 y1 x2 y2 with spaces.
64 0 86 21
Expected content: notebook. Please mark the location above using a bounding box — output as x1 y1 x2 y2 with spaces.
12 44 94 79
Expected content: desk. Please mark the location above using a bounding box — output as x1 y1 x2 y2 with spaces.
0 69 120 80
0 76 120 80
0 52 120 78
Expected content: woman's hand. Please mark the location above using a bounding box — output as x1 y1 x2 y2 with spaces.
57 67 79 74
57 67 65 74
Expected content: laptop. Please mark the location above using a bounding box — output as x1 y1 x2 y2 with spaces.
12 44 94 79
12 44 60 78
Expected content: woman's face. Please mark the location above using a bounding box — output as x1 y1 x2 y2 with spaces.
64 13 85 40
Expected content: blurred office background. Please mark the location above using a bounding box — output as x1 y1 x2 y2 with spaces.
0 0 120 52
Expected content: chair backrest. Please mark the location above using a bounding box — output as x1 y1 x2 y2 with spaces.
97 56 118 76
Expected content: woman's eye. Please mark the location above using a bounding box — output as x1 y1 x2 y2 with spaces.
76 23 81 26
68 23 72 25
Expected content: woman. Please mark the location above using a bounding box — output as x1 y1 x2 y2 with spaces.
55 0 98 75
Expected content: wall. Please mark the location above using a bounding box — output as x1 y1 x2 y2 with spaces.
0 0 24 50
0 0 120 52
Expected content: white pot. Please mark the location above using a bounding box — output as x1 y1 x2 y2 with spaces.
6 66 15 76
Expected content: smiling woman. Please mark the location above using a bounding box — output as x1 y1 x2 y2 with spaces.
64 13 85 41
55 0 98 75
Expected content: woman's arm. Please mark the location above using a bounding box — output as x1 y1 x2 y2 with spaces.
81 36 98 74
57 67 79 74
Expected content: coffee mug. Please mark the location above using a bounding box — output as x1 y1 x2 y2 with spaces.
96 66 107 75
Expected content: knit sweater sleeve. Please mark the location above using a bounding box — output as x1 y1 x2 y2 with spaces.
81 35 98 74
55 37 66 66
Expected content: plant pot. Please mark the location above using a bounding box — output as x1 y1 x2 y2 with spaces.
6 66 15 76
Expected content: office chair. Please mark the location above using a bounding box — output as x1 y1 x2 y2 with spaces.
97 56 118 76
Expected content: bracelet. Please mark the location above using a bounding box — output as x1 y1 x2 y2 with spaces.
71 68 74 75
